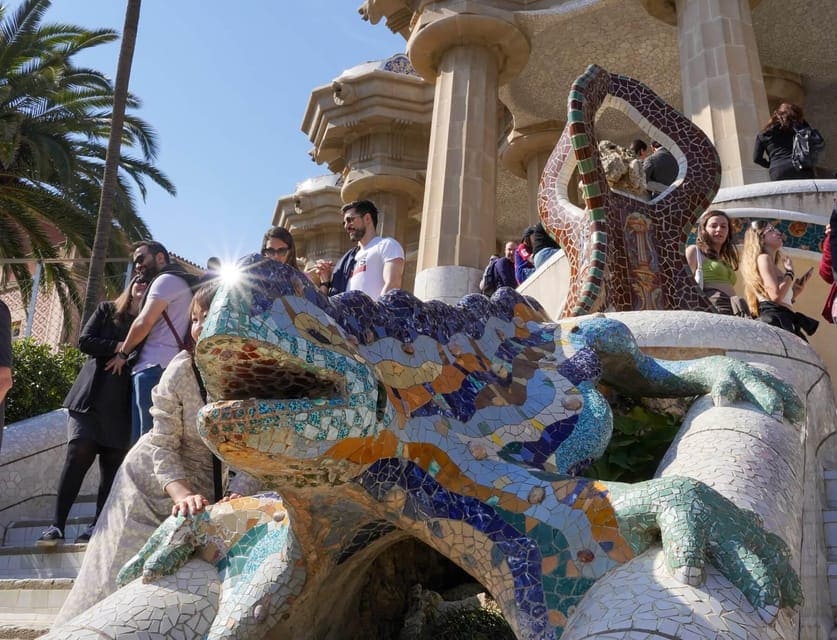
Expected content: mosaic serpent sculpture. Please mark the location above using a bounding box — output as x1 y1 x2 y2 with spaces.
539 64 720 316
51 257 803 639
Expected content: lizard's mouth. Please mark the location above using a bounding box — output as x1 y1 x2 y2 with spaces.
196 334 346 403
194 334 374 485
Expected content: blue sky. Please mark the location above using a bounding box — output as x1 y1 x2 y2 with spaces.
47 1 405 266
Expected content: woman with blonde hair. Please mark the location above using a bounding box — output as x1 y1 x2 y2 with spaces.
741 220 817 339
686 210 740 315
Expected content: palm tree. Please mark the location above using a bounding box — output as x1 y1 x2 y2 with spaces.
0 0 174 330
82 0 140 324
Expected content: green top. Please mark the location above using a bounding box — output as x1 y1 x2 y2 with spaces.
702 255 736 286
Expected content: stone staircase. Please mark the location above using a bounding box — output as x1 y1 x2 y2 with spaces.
0 499 94 639
826 470 837 639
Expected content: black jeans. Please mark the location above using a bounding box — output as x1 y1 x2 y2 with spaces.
757 301 818 341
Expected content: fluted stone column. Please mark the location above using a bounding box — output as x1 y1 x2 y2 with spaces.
672 0 769 186
408 6 528 303
500 122 563 226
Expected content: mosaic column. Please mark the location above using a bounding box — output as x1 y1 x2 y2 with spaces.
672 0 769 186
407 8 528 303
500 122 563 226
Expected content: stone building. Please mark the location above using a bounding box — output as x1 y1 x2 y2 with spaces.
278 0 835 303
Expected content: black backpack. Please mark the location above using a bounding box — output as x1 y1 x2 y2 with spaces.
792 126 825 171
480 257 499 296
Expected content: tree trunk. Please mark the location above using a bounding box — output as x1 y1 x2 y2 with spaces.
81 0 142 324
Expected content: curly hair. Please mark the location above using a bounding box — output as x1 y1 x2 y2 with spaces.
740 220 783 317
761 102 804 132
695 209 739 270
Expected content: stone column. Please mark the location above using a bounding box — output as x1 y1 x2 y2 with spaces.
407 7 529 303
500 122 563 226
671 0 769 186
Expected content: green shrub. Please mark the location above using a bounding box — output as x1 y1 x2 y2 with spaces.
584 394 684 483
5 339 85 424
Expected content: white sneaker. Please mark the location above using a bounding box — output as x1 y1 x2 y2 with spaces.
35 525 64 547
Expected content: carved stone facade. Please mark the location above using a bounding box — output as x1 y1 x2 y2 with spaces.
282 0 835 301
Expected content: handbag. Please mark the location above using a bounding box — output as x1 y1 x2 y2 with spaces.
694 248 704 290
823 282 837 323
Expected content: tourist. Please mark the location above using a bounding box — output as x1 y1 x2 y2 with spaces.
629 139 650 160
685 210 741 315
55 283 260 624
36 277 146 546
819 200 837 324
741 220 817 340
753 102 820 181
531 222 561 269
0 299 11 454
261 225 301 270
314 200 404 300
105 240 195 444
644 141 678 194
480 242 517 296
515 226 536 285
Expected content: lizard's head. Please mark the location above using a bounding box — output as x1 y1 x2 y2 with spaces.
194 256 381 486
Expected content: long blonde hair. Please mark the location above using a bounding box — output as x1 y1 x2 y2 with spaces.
740 220 783 318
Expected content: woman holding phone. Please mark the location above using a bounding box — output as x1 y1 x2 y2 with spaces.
741 220 818 340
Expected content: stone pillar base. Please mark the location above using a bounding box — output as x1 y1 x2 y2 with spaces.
413 265 482 303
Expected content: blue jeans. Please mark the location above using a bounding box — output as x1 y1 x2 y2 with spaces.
533 247 561 269
131 365 163 444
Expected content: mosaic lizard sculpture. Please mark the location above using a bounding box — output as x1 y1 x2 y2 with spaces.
92 258 802 640
539 64 720 316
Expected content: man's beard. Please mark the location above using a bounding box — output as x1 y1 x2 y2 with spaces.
348 228 364 242
137 263 158 282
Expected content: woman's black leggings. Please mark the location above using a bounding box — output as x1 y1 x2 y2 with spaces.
53 437 127 531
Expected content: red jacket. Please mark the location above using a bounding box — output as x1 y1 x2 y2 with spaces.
820 229 833 284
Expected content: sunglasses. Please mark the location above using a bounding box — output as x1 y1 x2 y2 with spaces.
263 247 290 257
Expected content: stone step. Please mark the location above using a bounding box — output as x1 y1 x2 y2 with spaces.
2 497 97 548
825 470 837 507
2 521 92 549
0 544 86 580
830 562 837 616
825 510 837 553
0 578 72 639
0 619 51 640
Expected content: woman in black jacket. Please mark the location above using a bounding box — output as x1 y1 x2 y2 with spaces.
753 102 818 181
36 276 146 545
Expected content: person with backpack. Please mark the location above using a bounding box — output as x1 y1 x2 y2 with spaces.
480 242 517 296
105 240 196 443
753 102 824 180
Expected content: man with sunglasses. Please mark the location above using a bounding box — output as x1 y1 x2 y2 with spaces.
105 240 195 443
315 200 404 300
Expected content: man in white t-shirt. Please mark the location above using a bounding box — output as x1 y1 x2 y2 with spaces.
314 200 404 300
106 240 194 443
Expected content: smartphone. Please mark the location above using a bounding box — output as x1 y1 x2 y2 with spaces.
796 267 814 285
